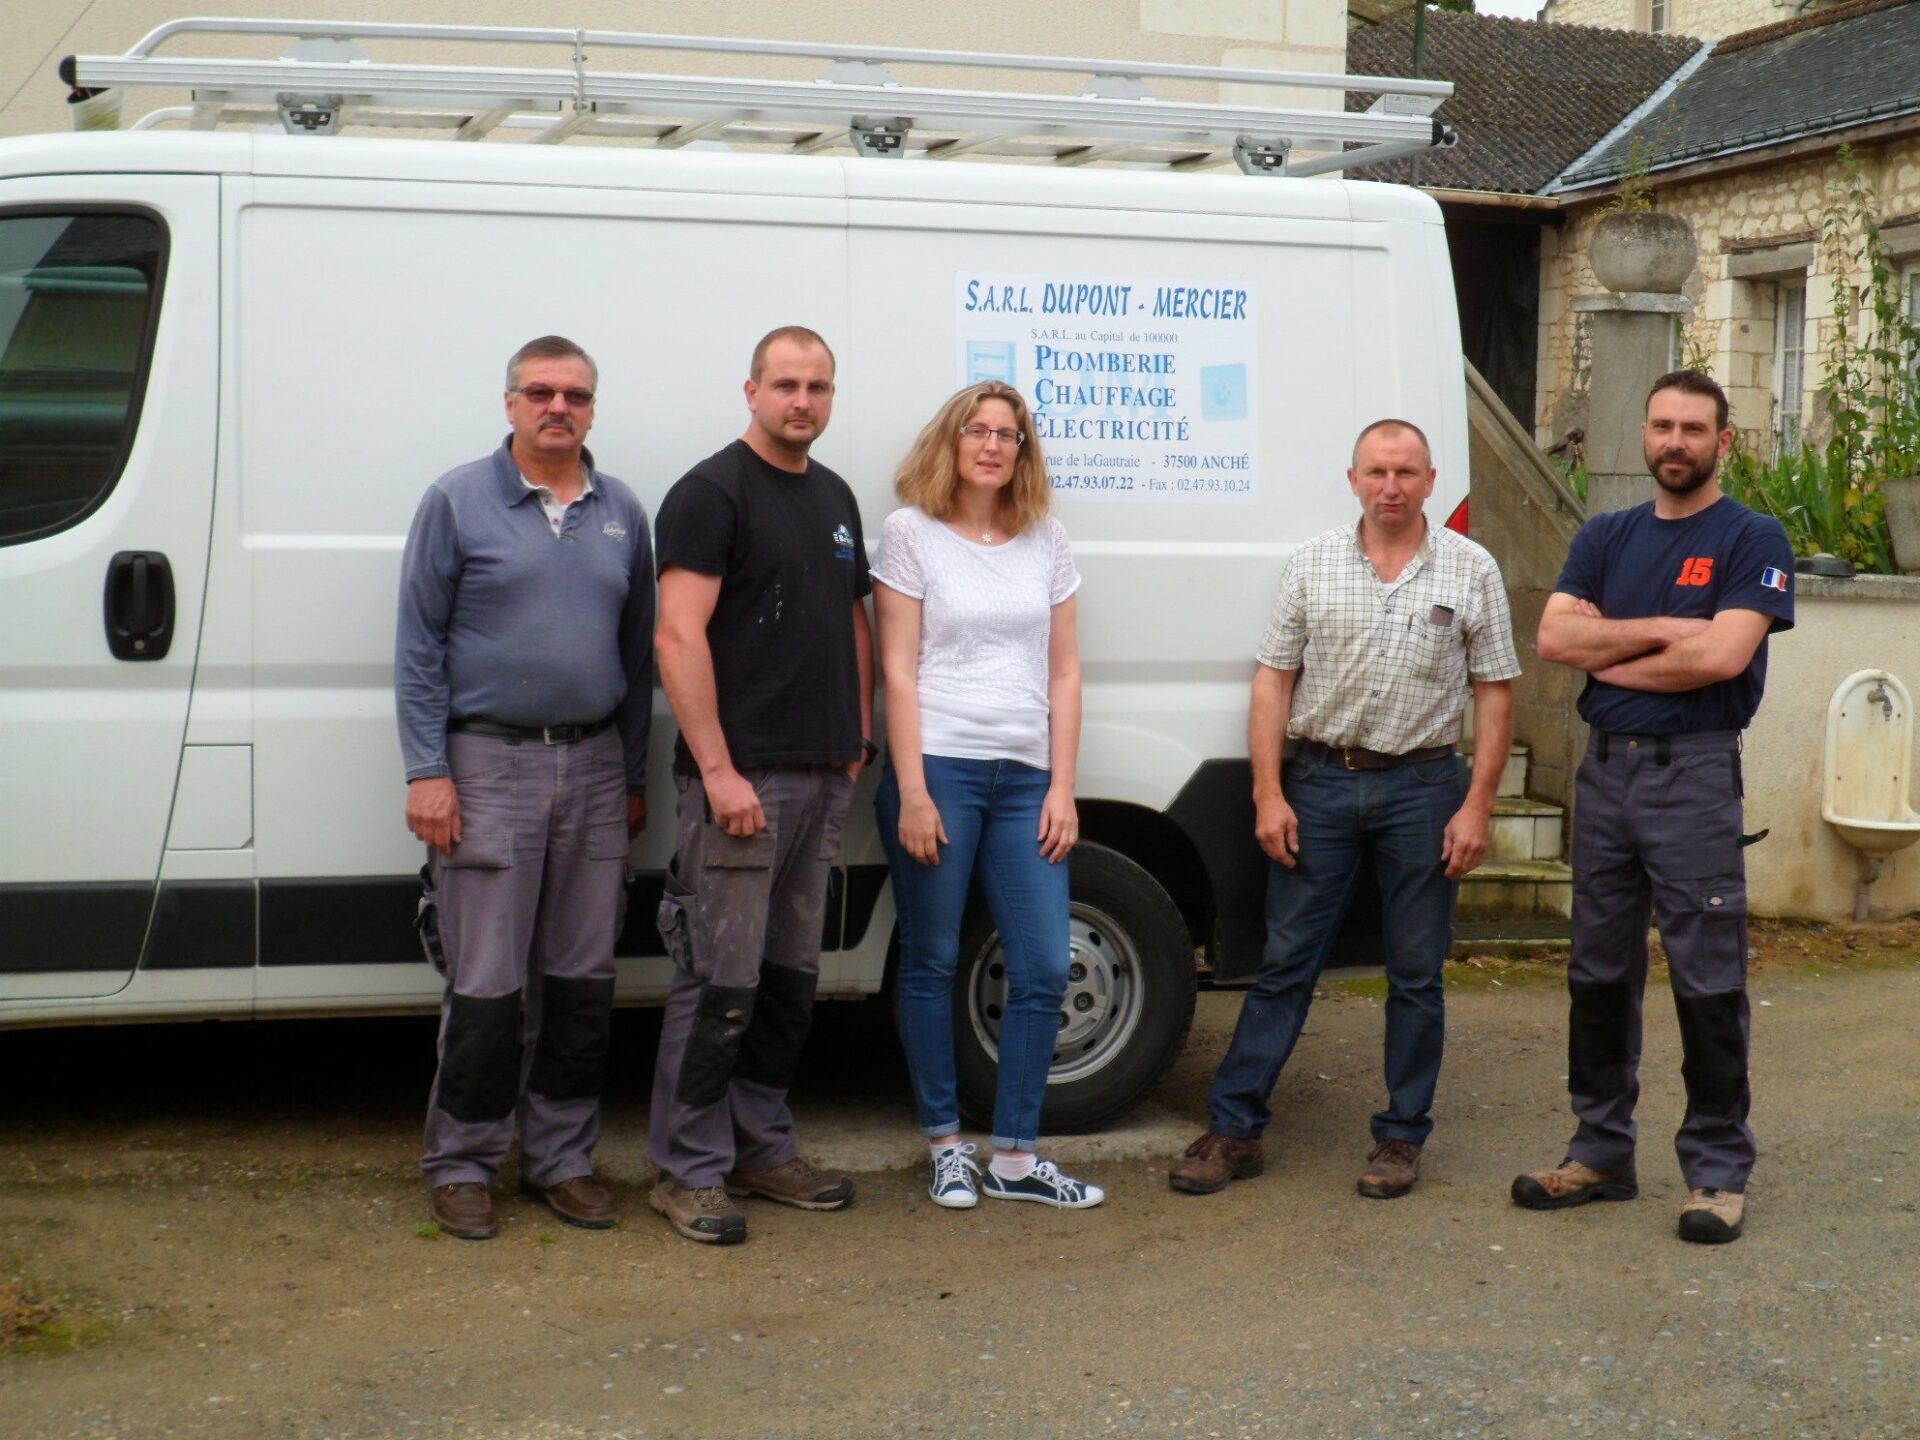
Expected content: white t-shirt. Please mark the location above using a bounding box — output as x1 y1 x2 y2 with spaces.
870 506 1081 770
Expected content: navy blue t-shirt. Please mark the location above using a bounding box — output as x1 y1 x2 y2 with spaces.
1555 495 1794 734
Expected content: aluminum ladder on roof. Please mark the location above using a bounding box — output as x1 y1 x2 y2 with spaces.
60 17 1456 179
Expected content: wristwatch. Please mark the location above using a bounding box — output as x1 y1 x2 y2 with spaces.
860 737 880 763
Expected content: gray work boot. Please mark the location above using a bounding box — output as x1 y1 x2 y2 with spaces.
1511 1159 1639 1210
650 1180 747 1244
1678 1187 1745 1244
724 1157 854 1211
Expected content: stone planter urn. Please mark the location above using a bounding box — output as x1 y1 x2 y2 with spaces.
1886 474 1920 574
1590 210 1696 295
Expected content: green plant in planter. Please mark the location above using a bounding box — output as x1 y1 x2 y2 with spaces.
1718 147 1916 573
1600 134 1654 217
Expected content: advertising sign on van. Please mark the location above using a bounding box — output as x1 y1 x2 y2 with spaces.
957 272 1257 502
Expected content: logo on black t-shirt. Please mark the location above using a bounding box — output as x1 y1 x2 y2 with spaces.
1675 556 1714 586
832 523 855 561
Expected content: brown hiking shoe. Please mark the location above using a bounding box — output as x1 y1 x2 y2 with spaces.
1678 1187 1745 1244
518 1173 619 1230
649 1181 747 1244
428 1181 497 1240
1169 1131 1265 1194
1510 1159 1639 1210
724 1156 854 1211
1357 1139 1423 1199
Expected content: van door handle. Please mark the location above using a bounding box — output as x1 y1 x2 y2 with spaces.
104 550 175 661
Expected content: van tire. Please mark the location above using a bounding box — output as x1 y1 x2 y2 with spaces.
948 843 1196 1134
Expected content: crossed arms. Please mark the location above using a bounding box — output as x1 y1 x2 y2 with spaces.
1536 593 1773 691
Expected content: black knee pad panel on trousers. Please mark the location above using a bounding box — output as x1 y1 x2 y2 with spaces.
437 991 521 1123
1676 989 1747 1109
528 974 616 1101
736 964 819 1090
1567 980 1635 1097
677 984 757 1109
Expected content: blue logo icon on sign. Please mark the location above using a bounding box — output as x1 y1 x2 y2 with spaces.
1201 363 1248 422
967 341 1017 385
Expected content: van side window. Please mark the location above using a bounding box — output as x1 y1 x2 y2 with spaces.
0 212 165 545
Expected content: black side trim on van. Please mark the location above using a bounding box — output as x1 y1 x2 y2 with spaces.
0 882 152 973
615 871 669 959
841 864 890 951
143 881 253 969
1164 760 1385 983
1165 761 1267 982
258 868 861 968
259 878 425 967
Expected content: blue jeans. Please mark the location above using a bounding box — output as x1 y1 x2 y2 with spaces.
1207 749 1464 1146
876 756 1070 1151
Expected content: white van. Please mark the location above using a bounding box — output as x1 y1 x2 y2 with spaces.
0 26 1466 1129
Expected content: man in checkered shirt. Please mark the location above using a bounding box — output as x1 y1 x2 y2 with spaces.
1171 418 1520 1202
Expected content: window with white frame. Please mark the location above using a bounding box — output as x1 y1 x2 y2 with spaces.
1774 281 1806 457
1649 0 1670 33
1904 262 1919 381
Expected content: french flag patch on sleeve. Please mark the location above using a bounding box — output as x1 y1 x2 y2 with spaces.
1760 566 1790 592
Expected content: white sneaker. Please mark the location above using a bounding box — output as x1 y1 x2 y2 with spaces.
980 1158 1105 1209
929 1142 981 1209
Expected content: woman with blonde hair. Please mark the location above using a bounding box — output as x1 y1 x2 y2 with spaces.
870 380 1100 1210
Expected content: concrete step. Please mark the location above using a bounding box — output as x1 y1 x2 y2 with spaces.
1490 796 1565 863
1456 858 1573 921
1460 740 1529 799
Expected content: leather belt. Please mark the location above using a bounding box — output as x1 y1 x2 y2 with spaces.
1294 740 1455 772
449 716 613 745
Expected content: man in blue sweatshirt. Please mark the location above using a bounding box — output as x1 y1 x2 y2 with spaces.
395 335 654 1241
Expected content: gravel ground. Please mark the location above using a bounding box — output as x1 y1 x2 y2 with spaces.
1 920 1916 1439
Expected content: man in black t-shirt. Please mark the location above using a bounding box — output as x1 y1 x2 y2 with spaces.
1513 370 1794 1246
646 326 875 1245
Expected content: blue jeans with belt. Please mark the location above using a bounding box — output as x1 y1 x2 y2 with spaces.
1207 748 1464 1146
876 756 1070 1151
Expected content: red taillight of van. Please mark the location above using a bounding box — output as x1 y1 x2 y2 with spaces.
1444 497 1469 535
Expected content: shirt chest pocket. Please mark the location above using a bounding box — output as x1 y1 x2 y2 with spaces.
1403 597 1465 683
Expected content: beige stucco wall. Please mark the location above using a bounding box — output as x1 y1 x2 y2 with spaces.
1743 579 1920 920
1536 136 1920 455
0 0 1347 140
1543 0 1806 40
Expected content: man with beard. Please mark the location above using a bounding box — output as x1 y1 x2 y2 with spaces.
646 326 874 1244
397 335 653 1240
1512 370 1794 1244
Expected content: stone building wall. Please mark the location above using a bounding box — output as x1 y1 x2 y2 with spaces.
1535 135 1920 456
1543 0 1817 40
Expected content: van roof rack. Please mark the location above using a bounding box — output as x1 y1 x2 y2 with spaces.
61 18 1456 178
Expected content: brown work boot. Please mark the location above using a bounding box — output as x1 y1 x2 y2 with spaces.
1510 1159 1639 1210
427 1181 498 1240
1678 1187 1745 1244
1357 1139 1423 1199
650 1181 747 1244
724 1156 854 1211
1169 1131 1265 1194
518 1173 619 1230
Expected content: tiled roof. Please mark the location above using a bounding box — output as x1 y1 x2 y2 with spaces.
1562 0 1920 189
1344 11 1700 195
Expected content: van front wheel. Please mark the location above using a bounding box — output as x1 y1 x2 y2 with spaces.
950 843 1196 1134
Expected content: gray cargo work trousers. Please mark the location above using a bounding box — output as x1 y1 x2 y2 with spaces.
1566 729 1756 1193
420 727 628 1189
649 765 854 1190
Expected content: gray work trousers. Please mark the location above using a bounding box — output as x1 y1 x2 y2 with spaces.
1566 729 1756 1192
649 765 853 1190
420 727 628 1189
